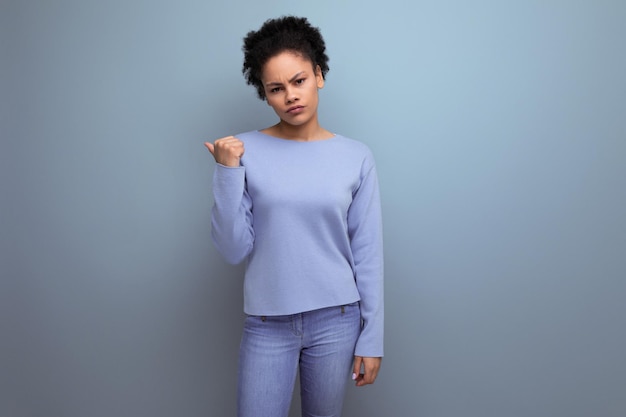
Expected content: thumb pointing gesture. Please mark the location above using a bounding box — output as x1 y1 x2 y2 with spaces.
204 136 244 167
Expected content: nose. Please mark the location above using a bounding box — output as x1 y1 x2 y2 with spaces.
285 86 298 104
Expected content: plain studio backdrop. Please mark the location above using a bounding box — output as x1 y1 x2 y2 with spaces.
1 1 625 416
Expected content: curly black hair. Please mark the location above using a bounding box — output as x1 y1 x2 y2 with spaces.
242 16 329 100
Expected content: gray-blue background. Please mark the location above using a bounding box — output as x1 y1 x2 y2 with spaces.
2 1 625 416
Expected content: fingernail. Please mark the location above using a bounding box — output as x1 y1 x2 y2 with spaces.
352 373 357 380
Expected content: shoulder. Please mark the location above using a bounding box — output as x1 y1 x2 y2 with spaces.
333 134 377 168
334 134 373 153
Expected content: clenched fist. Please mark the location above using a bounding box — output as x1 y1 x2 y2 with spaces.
204 136 245 167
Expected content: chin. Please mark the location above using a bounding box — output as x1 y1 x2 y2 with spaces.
281 119 310 127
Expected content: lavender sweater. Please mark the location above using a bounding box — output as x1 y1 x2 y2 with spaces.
210 130 384 357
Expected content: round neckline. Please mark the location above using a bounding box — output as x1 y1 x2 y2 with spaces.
256 130 338 143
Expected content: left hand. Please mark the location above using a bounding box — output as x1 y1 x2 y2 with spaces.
352 356 382 386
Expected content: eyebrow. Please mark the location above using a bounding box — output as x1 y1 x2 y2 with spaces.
265 71 306 87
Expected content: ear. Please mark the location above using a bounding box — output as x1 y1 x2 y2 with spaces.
315 65 325 89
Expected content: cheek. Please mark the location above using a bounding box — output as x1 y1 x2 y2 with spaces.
267 99 282 112
309 86 320 100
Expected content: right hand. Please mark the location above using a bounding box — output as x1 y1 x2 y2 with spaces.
204 136 245 167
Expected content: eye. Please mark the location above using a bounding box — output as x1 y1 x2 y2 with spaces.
295 78 306 85
269 87 282 93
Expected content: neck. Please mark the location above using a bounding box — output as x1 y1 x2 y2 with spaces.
272 117 330 142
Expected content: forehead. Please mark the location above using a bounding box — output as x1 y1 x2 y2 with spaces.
262 52 314 80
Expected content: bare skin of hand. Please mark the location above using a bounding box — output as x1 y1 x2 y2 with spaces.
352 356 382 387
204 136 244 167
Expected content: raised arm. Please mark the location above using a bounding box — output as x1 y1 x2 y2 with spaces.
205 137 254 264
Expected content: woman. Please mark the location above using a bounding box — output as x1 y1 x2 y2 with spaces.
205 16 384 417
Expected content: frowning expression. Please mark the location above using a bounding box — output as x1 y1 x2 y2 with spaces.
261 51 325 127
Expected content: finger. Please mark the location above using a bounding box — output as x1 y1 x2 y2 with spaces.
355 358 381 387
214 136 238 146
352 356 363 381
355 371 372 386
360 365 378 385
204 142 215 155
214 139 244 155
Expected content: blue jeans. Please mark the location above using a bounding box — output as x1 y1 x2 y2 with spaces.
237 302 361 417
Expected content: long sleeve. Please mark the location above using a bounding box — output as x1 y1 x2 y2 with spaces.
210 164 254 264
348 156 384 357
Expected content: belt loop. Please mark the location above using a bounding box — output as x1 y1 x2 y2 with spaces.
341 306 345 314
261 316 266 322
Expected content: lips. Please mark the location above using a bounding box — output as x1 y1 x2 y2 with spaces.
286 105 305 114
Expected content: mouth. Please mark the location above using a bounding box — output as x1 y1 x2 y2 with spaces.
286 105 305 114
